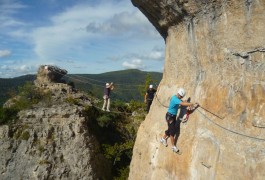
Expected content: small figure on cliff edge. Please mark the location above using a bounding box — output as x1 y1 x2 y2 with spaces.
160 88 199 154
102 82 114 112
144 84 157 113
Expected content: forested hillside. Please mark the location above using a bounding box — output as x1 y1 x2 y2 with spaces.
0 69 162 106
0 75 36 106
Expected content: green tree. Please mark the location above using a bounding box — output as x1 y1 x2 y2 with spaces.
138 73 156 97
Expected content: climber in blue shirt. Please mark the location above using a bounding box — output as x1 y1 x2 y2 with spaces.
160 88 199 154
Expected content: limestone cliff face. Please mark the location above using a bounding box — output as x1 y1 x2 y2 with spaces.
0 66 110 179
130 0 265 179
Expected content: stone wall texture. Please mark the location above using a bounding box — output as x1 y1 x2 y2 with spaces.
129 0 265 179
0 66 110 180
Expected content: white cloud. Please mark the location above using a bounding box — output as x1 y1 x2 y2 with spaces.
86 10 158 38
0 63 37 77
0 50 11 57
0 64 11 70
148 50 164 60
109 46 165 62
32 1 160 60
122 59 145 69
0 0 27 28
0 0 165 77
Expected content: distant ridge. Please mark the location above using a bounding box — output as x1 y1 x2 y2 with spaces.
66 69 162 102
0 69 162 106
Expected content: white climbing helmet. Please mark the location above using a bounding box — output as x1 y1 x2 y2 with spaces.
177 88 185 97
149 84 153 88
106 83 110 87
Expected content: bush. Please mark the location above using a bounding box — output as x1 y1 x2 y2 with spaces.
112 100 129 112
0 82 52 125
97 115 113 128
0 107 19 125
12 82 52 110
128 100 145 112
102 141 133 165
114 166 130 180
83 101 145 179
65 97 80 105
21 131 30 140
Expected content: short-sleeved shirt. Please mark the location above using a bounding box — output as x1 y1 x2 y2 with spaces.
146 89 156 100
104 87 111 96
167 95 182 115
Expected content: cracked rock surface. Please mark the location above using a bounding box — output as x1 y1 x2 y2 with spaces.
130 0 265 179
0 66 110 180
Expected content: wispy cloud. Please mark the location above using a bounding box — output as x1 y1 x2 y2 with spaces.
32 1 160 60
109 46 164 63
122 59 145 69
86 10 158 38
1 63 37 76
0 0 27 28
0 50 12 57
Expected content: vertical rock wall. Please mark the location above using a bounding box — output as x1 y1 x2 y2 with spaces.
130 0 265 179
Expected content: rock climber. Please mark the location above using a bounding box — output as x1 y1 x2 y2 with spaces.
144 84 156 112
160 88 199 153
102 82 114 112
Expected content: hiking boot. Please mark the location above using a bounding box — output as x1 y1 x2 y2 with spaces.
160 138 168 147
102 108 105 111
172 146 181 154
106 109 110 112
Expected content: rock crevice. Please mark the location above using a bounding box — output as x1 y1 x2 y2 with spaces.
130 0 265 179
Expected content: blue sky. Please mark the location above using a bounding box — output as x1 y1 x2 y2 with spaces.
0 0 165 78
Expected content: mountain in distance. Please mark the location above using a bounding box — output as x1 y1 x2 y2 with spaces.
0 69 162 106
0 74 36 107
66 69 162 102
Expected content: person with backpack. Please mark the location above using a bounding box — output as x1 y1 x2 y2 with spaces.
160 88 199 153
144 84 157 112
102 82 114 112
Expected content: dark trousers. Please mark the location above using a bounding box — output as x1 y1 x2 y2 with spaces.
165 112 181 142
146 100 153 112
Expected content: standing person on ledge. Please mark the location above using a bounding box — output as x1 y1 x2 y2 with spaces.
160 88 199 154
102 82 114 112
144 84 156 113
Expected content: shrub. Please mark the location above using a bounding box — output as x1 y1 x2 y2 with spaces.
102 140 134 179
16 81 52 109
65 97 80 105
114 166 130 180
21 131 30 140
112 100 129 112
97 115 113 128
0 107 19 125
0 82 52 125
128 100 145 112
38 145 45 153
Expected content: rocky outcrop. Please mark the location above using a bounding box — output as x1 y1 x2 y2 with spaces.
0 66 110 179
130 0 265 179
35 65 68 85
